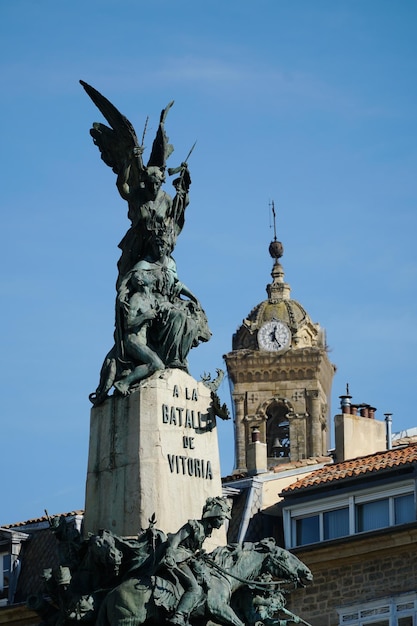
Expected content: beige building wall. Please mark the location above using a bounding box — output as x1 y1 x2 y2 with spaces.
287 527 417 626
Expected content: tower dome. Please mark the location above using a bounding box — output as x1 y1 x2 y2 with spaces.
232 238 326 352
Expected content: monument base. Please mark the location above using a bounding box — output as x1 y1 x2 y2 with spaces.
84 369 226 549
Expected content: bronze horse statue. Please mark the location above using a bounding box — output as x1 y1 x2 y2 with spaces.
96 538 313 626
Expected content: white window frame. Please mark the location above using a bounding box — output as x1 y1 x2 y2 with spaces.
283 479 416 549
0 552 11 607
338 592 417 625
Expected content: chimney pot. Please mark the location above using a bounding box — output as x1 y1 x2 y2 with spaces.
251 427 261 443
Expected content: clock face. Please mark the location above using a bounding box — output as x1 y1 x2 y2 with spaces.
258 320 291 352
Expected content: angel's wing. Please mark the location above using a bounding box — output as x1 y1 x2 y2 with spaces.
147 101 175 168
80 80 140 175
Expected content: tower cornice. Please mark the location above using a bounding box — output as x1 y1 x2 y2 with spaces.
224 347 335 385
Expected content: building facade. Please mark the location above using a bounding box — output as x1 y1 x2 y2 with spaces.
281 443 417 626
0 512 83 626
222 230 417 626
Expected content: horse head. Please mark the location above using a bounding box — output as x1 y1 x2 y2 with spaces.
89 530 123 575
256 538 313 588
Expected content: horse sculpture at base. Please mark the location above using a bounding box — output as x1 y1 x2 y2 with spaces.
96 538 313 626
31 502 312 626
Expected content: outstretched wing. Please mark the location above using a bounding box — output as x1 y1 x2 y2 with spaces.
80 80 141 175
147 101 175 168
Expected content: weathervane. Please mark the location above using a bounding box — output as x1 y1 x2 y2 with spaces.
268 200 283 260
269 199 278 241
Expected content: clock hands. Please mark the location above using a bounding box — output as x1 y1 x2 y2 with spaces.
269 326 282 348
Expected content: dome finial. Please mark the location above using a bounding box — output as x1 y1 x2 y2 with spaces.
271 199 277 241
268 200 284 259
266 201 290 302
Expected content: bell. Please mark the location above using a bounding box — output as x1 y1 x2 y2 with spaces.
272 438 283 457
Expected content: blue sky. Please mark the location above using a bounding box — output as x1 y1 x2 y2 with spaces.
1 0 416 526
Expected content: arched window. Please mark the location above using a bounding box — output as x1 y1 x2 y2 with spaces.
266 400 290 458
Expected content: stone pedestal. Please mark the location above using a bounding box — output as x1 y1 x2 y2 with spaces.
84 369 226 549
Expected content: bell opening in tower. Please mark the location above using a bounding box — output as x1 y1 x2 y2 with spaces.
266 400 290 459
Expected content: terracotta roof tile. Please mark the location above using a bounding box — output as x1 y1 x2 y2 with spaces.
272 456 332 473
281 443 417 494
222 457 332 482
2 511 84 530
222 472 248 482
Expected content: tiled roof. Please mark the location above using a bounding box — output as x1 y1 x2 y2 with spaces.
1 510 84 530
221 456 332 483
281 443 417 494
271 456 332 474
222 471 248 483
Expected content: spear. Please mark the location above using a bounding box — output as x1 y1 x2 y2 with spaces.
281 606 313 626
167 141 197 176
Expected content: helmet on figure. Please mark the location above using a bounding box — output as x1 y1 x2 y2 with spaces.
202 497 231 520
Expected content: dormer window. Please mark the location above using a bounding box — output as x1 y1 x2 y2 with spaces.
0 528 29 607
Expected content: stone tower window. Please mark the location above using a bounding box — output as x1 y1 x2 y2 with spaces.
266 400 290 458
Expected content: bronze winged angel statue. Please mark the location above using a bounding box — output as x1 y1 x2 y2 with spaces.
80 81 210 405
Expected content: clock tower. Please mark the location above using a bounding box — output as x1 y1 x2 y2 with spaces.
224 231 335 473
